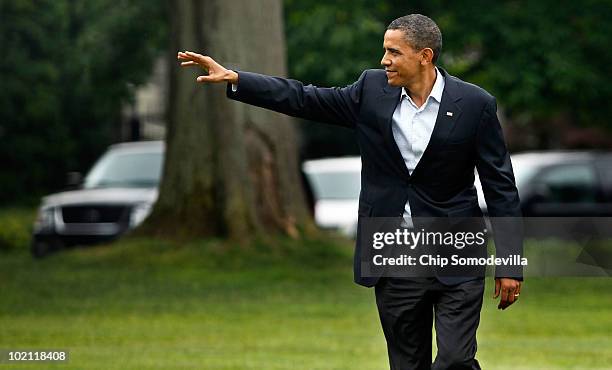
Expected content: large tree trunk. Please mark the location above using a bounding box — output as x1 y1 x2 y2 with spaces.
142 0 312 240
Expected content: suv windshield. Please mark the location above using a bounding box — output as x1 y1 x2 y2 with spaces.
84 150 163 189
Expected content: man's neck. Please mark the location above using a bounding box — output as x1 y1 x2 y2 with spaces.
405 67 437 108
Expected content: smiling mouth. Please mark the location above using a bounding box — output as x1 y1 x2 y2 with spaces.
385 70 396 76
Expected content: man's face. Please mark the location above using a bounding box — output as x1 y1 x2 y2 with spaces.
381 29 424 87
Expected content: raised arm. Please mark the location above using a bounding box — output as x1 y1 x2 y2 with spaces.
177 50 364 128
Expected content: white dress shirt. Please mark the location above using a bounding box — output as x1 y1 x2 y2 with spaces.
391 67 445 219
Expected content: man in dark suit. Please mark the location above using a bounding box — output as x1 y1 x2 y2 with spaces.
178 13 522 370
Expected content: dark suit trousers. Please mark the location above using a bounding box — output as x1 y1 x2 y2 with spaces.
375 277 484 370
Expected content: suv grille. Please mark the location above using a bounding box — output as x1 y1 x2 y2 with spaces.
61 205 128 224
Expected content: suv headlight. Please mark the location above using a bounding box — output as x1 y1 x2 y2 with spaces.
130 203 153 228
34 207 55 232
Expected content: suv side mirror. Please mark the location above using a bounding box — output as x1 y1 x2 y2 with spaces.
66 172 83 189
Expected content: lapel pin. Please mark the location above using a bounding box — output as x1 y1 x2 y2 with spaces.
446 111 453 117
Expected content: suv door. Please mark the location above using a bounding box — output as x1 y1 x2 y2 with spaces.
594 156 612 215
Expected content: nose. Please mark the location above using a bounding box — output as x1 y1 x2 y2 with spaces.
381 54 390 67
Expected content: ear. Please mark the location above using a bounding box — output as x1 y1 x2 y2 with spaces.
420 48 434 65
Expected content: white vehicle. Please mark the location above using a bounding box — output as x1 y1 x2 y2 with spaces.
304 151 612 236
302 157 361 236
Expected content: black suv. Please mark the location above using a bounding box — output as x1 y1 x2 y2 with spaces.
477 151 612 216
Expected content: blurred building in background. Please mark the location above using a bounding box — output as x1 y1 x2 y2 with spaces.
121 57 168 141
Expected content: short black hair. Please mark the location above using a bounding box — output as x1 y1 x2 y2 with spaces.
387 14 442 64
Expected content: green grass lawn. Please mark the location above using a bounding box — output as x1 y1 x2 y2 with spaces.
1 234 611 369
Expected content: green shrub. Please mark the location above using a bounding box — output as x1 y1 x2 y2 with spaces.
0 208 36 252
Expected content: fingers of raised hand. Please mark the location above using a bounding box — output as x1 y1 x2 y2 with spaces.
187 51 213 65
180 61 198 67
196 75 214 83
177 50 228 83
177 51 211 65
177 51 191 61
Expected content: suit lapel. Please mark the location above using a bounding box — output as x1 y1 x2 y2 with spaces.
377 85 411 179
376 69 464 180
411 69 463 178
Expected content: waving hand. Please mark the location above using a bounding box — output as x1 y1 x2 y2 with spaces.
177 51 238 84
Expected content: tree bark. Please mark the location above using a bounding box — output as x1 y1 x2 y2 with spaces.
141 0 312 240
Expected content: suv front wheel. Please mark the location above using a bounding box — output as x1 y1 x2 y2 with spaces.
31 238 62 258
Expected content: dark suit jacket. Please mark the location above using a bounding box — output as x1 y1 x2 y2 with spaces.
227 68 522 287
